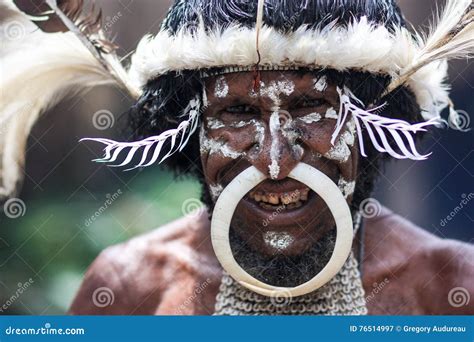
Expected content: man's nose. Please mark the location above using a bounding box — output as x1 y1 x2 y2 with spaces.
247 111 303 180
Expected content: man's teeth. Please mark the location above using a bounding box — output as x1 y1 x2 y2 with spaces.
249 188 310 208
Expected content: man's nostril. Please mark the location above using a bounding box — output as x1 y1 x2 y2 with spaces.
295 138 305 146
246 142 261 156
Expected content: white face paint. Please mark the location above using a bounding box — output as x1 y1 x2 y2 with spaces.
202 86 209 107
313 75 328 92
268 110 281 179
214 76 229 98
298 112 321 124
263 231 294 252
206 117 225 129
199 126 244 159
232 120 255 128
324 138 351 162
338 178 356 199
230 120 266 147
325 107 338 119
324 116 356 162
253 80 296 179
209 183 224 201
292 144 304 159
252 80 295 106
254 121 265 147
341 131 355 147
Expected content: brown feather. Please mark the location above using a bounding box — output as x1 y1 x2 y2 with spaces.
12 0 139 99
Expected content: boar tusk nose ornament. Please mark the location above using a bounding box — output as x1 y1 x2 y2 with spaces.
211 162 353 298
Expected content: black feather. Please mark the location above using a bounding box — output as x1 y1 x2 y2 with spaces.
162 0 406 34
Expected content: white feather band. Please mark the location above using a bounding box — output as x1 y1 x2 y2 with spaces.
128 16 449 121
333 87 440 161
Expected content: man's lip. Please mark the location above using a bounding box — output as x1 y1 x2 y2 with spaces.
250 178 309 193
240 188 318 227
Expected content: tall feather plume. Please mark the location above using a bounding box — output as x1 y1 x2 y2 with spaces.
13 0 140 98
255 0 265 57
0 0 138 199
80 96 201 170
333 87 440 160
386 0 473 94
252 0 265 90
383 0 474 130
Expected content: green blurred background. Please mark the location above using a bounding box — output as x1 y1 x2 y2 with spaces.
1 0 472 314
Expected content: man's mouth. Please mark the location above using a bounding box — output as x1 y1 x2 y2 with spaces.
227 176 336 257
248 187 310 210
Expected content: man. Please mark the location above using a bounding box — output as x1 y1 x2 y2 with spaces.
68 0 473 315
2 0 473 315
68 69 473 315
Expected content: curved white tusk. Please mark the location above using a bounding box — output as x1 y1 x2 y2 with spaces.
211 162 353 298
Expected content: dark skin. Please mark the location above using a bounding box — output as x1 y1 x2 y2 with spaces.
201 72 357 257
69 72 474 315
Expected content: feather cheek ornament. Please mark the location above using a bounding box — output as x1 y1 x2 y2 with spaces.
80 96 202 170
331 87 440 161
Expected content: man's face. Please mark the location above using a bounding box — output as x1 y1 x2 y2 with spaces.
200 71 358 285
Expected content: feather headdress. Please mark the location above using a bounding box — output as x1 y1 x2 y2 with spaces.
1 0 473 199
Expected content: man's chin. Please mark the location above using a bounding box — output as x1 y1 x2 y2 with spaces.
229 227 336 287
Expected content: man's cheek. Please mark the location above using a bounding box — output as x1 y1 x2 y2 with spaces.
296 120 358 201
199 126 246 199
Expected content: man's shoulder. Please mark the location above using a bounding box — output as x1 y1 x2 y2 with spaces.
363 207 474 314
105 210 213 259
69 210 219 314
364 206 473 268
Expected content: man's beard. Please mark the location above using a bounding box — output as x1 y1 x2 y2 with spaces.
229 226 336 287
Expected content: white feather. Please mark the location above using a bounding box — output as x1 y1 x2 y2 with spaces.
0 12 118 198
386 0 473 123
127 16 449 121
333 87 440 161
389 0 473 90
255 0 265 63
81 96 201 170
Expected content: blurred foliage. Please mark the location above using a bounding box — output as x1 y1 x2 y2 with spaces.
0 170 201 314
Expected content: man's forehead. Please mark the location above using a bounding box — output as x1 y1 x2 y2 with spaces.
204 71 334 100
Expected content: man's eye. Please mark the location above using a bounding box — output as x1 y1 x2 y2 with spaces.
295 98 327 108
224 105 259 114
